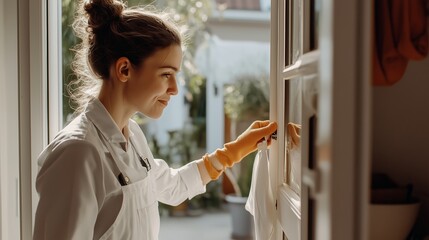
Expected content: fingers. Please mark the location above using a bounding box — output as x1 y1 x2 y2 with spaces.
253 121 277 138
251 120 272 128
287 122 301 133
265 121 278 134
266 136 272 146
251 120 277 129
287 122 301 147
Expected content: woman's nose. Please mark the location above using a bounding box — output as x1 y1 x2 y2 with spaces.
167 76 178 95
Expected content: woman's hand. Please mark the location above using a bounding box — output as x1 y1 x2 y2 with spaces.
287 122 301 148
215 120 277 168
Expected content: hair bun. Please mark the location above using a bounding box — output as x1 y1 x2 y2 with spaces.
84 0 124 33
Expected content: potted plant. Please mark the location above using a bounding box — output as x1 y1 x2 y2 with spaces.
223 73 269 239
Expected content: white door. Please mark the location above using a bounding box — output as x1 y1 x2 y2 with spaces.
269 0 372 239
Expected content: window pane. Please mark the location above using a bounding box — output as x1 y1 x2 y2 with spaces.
291 1 302 64
309 0 320 51
284 1 291 66
284 78 302 196
62 0 77 125
285 0 303 67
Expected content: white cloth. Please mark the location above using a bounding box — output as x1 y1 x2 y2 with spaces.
33 98 205 240
245 140 275 240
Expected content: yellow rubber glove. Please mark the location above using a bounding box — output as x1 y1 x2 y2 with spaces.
203 120 277 180
215 120 277 169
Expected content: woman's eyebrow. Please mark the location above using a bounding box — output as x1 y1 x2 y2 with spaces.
159 65 179 72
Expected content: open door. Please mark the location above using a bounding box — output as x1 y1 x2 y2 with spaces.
269 0 372 239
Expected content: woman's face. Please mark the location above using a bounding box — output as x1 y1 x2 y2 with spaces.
126 44 182 119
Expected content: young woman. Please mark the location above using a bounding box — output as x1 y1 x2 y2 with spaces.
33 0 277 239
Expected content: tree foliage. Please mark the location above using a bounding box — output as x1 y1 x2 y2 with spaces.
224 74 270 121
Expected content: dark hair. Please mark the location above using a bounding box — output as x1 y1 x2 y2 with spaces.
69 0 182 112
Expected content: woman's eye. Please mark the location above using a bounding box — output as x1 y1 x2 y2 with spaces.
162 73 172 79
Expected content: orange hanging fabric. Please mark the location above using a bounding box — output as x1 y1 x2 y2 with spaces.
395 0 428 60
373 0 408 85
373 0 428 86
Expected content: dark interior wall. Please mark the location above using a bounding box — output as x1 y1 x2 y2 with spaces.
372 44 429 233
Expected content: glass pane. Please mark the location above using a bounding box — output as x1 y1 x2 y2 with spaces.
291 0 302 64
284 78 302 196
62 0 77 126
284 1 291 66
310 0 320 51
285 0 303 67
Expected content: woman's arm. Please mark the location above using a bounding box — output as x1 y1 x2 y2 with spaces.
199 120 277 181
34 140 104 240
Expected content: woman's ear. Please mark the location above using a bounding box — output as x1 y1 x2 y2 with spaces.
115 57 131 82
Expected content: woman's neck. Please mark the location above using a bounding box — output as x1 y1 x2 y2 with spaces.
98 83 134 133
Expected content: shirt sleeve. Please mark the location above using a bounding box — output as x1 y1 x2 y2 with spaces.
152 159 206 206
33 139 105 240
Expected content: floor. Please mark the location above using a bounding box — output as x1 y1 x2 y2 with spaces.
159 210 232 240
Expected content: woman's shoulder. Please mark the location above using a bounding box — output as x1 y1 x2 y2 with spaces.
38 114 104 167
55 113 103 144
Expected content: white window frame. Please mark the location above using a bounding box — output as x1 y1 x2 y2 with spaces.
21 0 49 239
20 1 74 238
1 1 21 239
47 0 63 139
17 0 54 239
1 0 49 239
46 1 64 138
270 0 372 239
270 1 319 239
25 0 62 234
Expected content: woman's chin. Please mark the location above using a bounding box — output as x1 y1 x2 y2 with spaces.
142 110 163 119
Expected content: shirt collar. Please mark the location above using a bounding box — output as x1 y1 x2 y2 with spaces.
85 98 134 145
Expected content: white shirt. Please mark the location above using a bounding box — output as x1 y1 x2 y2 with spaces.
33 98 206 239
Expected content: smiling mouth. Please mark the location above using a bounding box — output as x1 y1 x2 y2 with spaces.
158 100 168 106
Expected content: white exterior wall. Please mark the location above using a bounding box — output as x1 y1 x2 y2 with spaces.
196 36 270 152
198 10 270 152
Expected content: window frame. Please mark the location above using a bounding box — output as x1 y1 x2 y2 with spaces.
270 1 319 239
271 0 373 239
47 0 63 140
1 1 21 239
19 0 51 238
